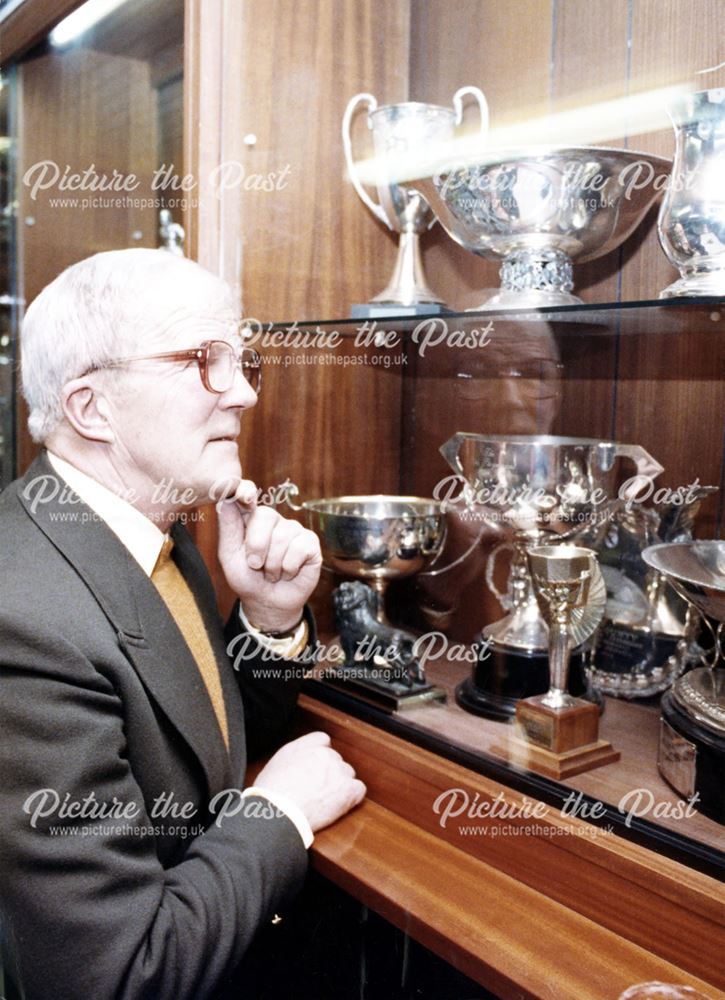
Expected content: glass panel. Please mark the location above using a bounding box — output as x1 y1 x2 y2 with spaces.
256 302 725 873
0 66 18 487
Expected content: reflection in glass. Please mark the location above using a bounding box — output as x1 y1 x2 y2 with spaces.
0 67 19 487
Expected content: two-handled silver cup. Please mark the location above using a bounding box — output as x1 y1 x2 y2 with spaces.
343 87 488 312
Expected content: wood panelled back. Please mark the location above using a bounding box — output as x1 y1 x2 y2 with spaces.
187 0 411 612
234 0 410 319
232 0 411 498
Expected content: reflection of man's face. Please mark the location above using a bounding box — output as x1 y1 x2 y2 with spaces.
101 312 257 505
455 348 562 435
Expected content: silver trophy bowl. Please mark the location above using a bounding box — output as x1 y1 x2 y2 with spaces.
642 540 725 730
302 495 446 621
659 89 725 297
301 495 448 709
642 541 725 640
410 146 671 309
642 541 725 812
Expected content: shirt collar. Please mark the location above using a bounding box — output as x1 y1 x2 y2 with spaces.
46 451 166 576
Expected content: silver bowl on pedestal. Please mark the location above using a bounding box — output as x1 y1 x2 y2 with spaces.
300 495 448 711
406 146 671 309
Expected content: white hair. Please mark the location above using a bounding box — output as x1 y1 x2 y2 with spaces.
21 249 238 442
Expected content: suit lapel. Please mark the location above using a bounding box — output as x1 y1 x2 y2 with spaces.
17 453 240 795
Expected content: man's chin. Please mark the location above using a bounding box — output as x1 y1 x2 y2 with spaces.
203 458 244 504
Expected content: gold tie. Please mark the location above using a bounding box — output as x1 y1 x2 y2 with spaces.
151 537 229 749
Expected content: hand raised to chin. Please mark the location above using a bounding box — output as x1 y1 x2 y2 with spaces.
216 481 322 633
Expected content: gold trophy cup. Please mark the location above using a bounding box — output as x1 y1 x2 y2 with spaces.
510 544 620 778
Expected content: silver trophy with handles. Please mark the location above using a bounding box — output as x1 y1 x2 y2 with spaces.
440 433 664 720
642 541 725 823
343 87 488 314
286 491 448 711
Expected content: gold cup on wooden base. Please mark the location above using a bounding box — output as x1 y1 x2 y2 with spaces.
509 544 620 779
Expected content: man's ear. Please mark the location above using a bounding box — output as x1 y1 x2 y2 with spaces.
60 377 115 444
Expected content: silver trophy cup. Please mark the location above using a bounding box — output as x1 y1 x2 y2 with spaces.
441 433 663 652
641 541 725 821
301 495 448 710
302 495 446 622
440 433 663 719
589 486 716 699
343 88 488 311
659 88 725 297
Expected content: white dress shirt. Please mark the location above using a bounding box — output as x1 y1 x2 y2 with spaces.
46 452 313 848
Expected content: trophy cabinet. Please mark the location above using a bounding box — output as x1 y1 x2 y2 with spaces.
1 1 724 998
187 4 725 997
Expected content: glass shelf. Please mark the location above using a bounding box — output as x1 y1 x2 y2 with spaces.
303 672 725 879
261 297 725 338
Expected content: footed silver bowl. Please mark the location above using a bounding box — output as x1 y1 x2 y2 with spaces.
302 495 446 622
642 541 725 752
410 146 671 309
642 541 725 631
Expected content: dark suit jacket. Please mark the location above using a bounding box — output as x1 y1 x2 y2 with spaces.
0 453 310 1000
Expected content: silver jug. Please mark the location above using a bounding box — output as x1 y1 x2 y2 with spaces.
659 88 725 297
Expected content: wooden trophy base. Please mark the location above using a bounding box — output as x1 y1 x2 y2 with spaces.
502 695 620 779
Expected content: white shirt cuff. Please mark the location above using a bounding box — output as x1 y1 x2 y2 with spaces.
241 787 314 849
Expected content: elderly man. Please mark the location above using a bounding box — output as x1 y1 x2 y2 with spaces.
0 249 365 1000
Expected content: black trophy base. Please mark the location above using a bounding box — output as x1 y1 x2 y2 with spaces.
455 639 598 721
659 691 725 824
350 302 451 319
321 666 447 714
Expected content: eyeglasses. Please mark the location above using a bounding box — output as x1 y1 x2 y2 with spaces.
83 340 262 395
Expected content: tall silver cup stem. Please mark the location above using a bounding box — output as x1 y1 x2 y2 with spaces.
527 545 607 709
369 577 392 625
371 218 440 305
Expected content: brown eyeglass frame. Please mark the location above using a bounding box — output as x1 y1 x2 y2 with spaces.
82 340 262 395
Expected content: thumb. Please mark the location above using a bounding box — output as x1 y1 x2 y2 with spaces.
216 479 259 557
216 498 249 556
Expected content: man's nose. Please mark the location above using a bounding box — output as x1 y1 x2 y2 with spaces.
220 366 258 408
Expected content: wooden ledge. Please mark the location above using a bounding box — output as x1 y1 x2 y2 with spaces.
298 694 725 996
312 797 722 1000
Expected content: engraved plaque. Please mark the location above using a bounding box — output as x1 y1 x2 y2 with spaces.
517 710 554 750
658 717 697 800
